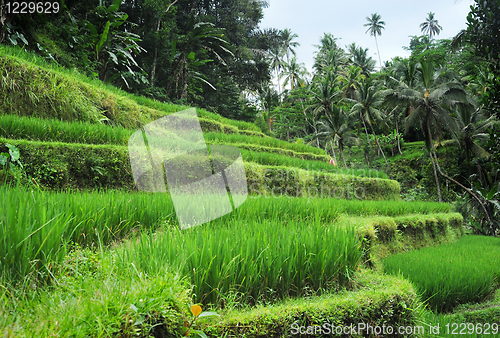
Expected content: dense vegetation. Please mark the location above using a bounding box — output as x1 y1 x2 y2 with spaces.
1 0 500 336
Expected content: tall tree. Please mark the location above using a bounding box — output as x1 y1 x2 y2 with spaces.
346 76 388 164
313 33 346 77
280 57 308 91
420 12 443 39
318 106 360 168
386 61 469 202
280 28 300 62
347 43 376 77
364 13 385 71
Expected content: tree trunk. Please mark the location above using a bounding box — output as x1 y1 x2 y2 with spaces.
392 106 402 155
361 114 373 154
432 151 492 228
374 35 383 71
368 119 388 164
429 149 443 203
330 140 338 165
340 144 348 169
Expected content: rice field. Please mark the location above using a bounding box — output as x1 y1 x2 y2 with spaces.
383 235 500 313
0 185 451 284
239 149 388 178
0 114 325 157
0 114 133 145
203 132 327 155
116 216 362 306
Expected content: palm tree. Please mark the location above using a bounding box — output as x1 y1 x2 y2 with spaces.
280 28 300 62
453 105 497 164
308 74 340 121
384 58 421 154
347 43 376 77
268 46 285 100
280 57 308 91
420 12 443 39
364 13 385 70
318 106 360 168
386 61 468 202
339 65 365 99
313 33 346 76
345 76 388 164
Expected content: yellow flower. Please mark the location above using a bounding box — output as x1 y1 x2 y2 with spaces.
191 304 202 317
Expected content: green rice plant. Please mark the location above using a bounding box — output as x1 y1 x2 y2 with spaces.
0 114 133 145
0 247 192 337
420 304 500 338
239 196 450 218
0 186 176 282
239 149 388 178
383 235 500 313
116 215 362 306
203 132 327 156
0 181 448 285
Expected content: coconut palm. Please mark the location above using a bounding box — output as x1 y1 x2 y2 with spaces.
268 46 285 100
347 43 376 77
318 106 360 168
345 76 388 164
280 28 300 62
453 105 497 164
384 58 421 153
364 13 385 70
308 74 341 121
420 12 443 39
385 61 469 201
280 57 308 91
313 33 346 76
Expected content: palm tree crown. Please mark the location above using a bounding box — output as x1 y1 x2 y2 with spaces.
364 13 385 70
420 12 443 39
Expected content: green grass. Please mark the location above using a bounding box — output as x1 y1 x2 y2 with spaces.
383 235 500 313
0 246 192 337
116 214 362 306
0 183 448 285
0 114 327 159
207 270 420 337
203 132 327 155
0 45 261 133
0 185 176 282
240 149 388 178
0 113 133 145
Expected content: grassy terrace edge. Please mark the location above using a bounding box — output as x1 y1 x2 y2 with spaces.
0 138 396 197
203 270 419 338
0 114 327 156
0 46 262 134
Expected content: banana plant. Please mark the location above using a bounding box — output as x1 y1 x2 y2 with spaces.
170 18 233 100
85 0 147 87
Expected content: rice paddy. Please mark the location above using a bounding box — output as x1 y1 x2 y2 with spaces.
383 235 500 313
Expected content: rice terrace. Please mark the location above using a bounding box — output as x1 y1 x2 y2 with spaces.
1 0 500 337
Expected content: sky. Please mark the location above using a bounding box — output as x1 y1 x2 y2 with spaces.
259 0 475 73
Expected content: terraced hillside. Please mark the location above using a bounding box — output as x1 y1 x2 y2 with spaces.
0 47 474 337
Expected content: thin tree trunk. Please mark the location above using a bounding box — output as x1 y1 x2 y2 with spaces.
330 140 338 165
340 145 348 169
432 151 492 227
368 120 388 164
392 105 403 155
150 0 178 86
429 150 443 203
151 47 158 86
361 114 372 153
374 35 383 70
426 122 442 203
